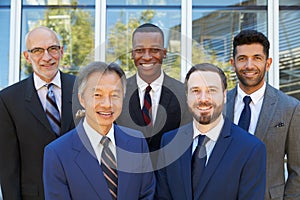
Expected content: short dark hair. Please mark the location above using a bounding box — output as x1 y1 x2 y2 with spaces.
132 23 164 44
185 63 227 91
233 29 270 58
77 61 127 96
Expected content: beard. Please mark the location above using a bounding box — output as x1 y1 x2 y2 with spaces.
189 102 223 125
235 64 267 88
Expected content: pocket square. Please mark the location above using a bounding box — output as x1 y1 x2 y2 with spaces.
274 122 284 127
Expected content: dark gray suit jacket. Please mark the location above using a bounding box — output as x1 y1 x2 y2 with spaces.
116 73 192 163
226 84 300 200
0 72 77 200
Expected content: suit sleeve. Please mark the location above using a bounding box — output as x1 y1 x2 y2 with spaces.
285 103 300 199
0 95 22 200
238 141 266 200
43 145 72 200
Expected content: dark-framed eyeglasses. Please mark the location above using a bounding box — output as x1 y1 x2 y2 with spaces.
27 45 61 57
132 48 164 55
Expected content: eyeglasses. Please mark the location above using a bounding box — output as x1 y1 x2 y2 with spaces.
27 45 61 57
132 48 164 55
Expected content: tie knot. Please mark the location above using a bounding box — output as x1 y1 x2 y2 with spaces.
100 136 111 148
145 85 152 93
197 135 206 146
243 96 252 105
46 83 54 91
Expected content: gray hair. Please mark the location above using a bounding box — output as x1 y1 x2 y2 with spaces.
77 61 127 97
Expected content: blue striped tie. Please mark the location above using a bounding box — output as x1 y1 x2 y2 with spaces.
101 136 118 200
46 83 61 135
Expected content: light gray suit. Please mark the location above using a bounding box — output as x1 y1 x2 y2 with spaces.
225 84 300 200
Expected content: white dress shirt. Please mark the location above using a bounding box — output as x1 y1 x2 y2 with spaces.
34 72 62 115
234 83 266 134
83 118 117 165
192 116 224 165
136 71 164 125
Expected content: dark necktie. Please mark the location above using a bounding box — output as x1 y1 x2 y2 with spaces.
100 136 118 200
46 83 61 135
238 96 252 131
142 85 152 125
192 135 208 196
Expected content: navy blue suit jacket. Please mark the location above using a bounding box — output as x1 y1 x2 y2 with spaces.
43 122 155 200
155 118 266 200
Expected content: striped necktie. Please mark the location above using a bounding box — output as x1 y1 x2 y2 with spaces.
45 83 61 135
100 136 118 200
142 85 152 125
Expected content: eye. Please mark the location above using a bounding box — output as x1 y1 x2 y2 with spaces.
237 56 246 62
133 48 144 54
30 48 44 54
254 56 263 61
48 45 60 53
150 48 161 53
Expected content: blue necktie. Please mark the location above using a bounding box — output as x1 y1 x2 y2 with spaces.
192 135 207 196
238 96 252 131
101 136 118 200
46 83 61 135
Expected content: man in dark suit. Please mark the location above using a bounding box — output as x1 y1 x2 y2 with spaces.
225 30 300 199
116 23 191 165
43 62 155 200
0 26 77 200
155 63 266 200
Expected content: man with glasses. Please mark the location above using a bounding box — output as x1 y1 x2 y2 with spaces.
116 23 191 167
0 26 77 200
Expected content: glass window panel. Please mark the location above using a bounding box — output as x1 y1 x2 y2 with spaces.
0 0 10 6
21 5 95 80
0 4 10 89
106 6 181 80
279 3 300 100
192 8 267 89
193 0 267 6
279 0 300 6
23 0 95 6
108 0 181 6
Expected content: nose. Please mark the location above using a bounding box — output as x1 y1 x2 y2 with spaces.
41 49 52 61
197 91 209 101
245 58 254 68
142 49 152 60
100 96 112 108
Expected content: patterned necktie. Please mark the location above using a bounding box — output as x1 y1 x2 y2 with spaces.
238 96 252 131
192 135 208 196
142 85 152 125
46 83 61 135
100 136 118 200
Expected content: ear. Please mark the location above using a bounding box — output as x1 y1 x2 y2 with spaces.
163 48 167 58
223 89 227 104
78 93 85 109
23 51 32 64
230 58 236 72
265 57 272 72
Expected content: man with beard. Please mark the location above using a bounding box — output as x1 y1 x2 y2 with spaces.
226 30 300 200
155 63 266 200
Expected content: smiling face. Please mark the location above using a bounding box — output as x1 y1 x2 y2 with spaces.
23 27 63 83
78 71 124 135
132 32 167 83
231 43 272 94
187 71 226 130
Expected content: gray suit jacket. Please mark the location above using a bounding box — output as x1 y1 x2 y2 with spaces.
225 84 300 200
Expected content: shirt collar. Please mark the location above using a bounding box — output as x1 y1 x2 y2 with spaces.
193 115 224 142
83 118 116 147
33 71 61 90
136 70 164 92
237 82 266 105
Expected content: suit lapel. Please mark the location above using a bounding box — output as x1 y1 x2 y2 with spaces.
225 87 237 121
74 123 111 200
60 73 75 134
194 119 232 199
255 85 277 140
24 75 54 134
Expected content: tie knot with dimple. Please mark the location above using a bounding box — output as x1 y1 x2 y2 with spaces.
145 85 152 93
243 96 252 105
100 136 111 148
